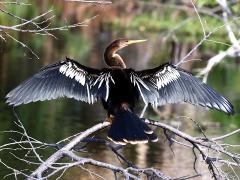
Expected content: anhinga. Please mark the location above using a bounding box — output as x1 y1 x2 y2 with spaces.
6 38 234 145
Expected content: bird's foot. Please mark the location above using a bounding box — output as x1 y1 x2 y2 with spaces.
105 115 114 124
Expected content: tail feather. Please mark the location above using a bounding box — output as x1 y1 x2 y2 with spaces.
107 110 158 145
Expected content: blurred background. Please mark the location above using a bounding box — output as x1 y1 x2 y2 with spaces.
0 0 240 179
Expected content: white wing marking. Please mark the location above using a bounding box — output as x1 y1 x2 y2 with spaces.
59 62 86 86
130 73 150 105
105 73 110 101
86 84 91 103
155 66 180 89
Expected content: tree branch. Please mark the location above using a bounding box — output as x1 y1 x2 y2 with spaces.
29 122 110 179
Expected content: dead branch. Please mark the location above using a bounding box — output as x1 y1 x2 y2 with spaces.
29 122 110 179
1 111 240 180
0 2 97 59
197 44 239 82
144 118 240 180
197 0 240 82
0 115 170 180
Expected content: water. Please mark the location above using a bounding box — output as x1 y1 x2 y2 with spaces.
0 33 240 179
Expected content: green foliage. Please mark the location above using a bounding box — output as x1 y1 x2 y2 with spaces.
207 63 240 127
62 33 91 60
110 9 230 47
197 0 217 7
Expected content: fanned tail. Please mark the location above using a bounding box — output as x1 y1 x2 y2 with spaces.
107 110 158 145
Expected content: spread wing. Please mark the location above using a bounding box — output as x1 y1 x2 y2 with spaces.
6 58 114 106
131 63 234 115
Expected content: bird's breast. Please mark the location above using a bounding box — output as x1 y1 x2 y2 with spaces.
107 69 139 109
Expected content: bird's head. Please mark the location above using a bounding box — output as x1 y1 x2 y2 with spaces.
104 38 147 68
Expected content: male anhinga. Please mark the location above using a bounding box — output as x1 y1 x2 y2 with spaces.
6 38 234 145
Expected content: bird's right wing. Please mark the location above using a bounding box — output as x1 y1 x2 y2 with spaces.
6 58 114 106
131 63 234 115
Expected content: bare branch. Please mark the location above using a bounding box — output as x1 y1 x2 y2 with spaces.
29 122 110 179
212 129 240 141
0 3 98 59
144 118 240 179
176 27 221 66
197 0 240 82
191 0 206 37
4 32 40 59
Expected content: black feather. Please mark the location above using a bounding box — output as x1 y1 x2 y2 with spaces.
5 59 113 106
135 64 234 115
107 110 157 144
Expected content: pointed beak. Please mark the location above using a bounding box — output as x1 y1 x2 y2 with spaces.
126 39 147 45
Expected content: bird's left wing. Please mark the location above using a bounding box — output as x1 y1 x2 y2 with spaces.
6 58 113 106
130 63 234 115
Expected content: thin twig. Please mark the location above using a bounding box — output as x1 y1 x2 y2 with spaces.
212 129 240 141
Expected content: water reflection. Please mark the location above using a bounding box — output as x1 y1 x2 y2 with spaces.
0 31 240 179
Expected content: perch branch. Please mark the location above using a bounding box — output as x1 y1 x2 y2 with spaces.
144 118 240 179
29 122 110 179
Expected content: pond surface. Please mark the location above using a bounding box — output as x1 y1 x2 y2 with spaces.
0 31 240 179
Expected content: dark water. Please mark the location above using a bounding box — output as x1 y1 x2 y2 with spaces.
0 33 240 179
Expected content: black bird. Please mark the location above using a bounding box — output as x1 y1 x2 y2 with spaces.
6 38 234 145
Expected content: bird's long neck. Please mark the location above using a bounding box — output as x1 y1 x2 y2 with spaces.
104 44 126 69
